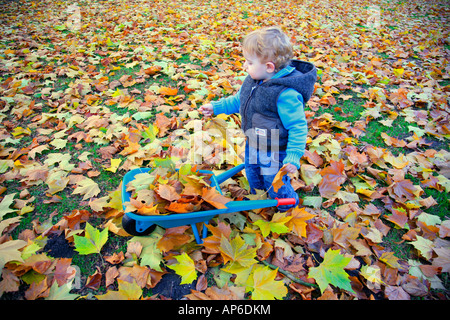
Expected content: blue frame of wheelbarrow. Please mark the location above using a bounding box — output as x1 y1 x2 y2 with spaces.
121 163 296 244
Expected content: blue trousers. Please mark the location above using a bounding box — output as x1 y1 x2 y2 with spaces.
244 144 299 211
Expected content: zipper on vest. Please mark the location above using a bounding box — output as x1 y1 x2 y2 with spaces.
242 84 260 128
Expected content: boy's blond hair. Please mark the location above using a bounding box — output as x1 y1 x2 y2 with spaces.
242 27 293 71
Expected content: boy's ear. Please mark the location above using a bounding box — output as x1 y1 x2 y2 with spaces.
265 61 276 73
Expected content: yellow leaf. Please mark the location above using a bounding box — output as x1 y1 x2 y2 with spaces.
96 279 142 300
219 234 257 274
50 138 67 150
167 252 197 285
103 158 122 173
393 67 404 77
11 127 31 137
287 207 315 237
246 265 287 300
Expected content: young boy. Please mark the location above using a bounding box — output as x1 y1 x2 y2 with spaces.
199 27 316 211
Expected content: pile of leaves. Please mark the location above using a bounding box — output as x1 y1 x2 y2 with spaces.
0 0 449 300
123 159 232 215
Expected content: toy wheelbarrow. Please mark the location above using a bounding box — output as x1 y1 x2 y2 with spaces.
121 163 296 244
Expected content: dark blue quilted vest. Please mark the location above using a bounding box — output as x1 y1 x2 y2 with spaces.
239 60 316 149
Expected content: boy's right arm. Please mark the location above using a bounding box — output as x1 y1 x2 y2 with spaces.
199 89 241 117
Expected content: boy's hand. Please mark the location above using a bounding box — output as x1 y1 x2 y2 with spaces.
199 103 214 117
282 163 298 174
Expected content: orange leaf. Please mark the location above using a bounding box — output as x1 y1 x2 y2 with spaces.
381 133 407 148
384 208 408 228
166 201 195 213
203 222 232 254
202 187 231 209
157 226 191 252
287 207 316 237
158 86 178 96
272 165 288 192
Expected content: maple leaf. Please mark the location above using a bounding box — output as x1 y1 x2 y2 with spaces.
202 222 232 254
318 160 346 198
253 212 292 238
245 265 287 300
0 193 16 220
0 239 27 274
131 230 165 272
96 279 143 300
72 178 101 201
157 226 192 253
73 222 108 255
159 86 178 96
202 187 231 209
409 236 434 260
103 158 122 173
286 207 315 237
46 280 79 300
167 252 197 285
156 184 181 202
272 165 289 192
219 234 257 274
308 249 355 294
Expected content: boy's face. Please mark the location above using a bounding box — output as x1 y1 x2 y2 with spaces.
243 50 275 81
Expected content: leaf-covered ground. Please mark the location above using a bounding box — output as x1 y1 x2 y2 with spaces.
0 0 449 300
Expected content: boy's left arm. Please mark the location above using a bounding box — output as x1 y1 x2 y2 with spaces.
277 88 308 170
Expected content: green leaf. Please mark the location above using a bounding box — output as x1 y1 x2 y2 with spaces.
54 25 67 31
308 249 355 294
46 281 79 300
302 196 323 209
73 222 108 255
253 212 291 237
130 228 165 272
219 234 257 273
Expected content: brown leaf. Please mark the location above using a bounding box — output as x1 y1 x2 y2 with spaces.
202 187 231 209
53 258 76 287
156 184 181 202
105 266 119 288
319 160 346 198
25 278 49 300
388 180 417 201
202 222 232 254
157 226 192 253
384 208 409 228
85 269 102 290
195 274 208 291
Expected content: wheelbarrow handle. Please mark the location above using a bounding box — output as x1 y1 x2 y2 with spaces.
275 198 297 206
215 163 246 184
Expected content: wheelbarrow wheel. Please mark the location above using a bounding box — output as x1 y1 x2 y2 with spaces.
122 214 156 236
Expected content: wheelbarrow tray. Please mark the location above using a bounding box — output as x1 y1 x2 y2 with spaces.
121 164 295 243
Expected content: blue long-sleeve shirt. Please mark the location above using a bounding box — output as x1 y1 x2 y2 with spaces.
211 66 307 169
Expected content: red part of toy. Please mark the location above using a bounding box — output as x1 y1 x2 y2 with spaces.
275 198 297 206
